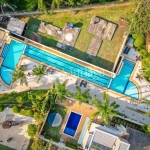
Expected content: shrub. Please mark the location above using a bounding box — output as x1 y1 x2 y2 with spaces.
20 109 34 117
142 124 150 134
31 138 46 150
44 134 59 142
16 96 24 104
33 112 45 123
12 106 21 113
0 105 4 112
28 110 34 117
132 34 145 48
27 124 38 137
65 142 78 150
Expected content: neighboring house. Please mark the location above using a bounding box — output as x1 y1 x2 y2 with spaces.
146 33 150 52
78 121 150 150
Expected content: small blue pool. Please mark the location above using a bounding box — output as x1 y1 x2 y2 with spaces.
110 59 138 99
24 45 111 88
63 112 82 137
0 40 25 85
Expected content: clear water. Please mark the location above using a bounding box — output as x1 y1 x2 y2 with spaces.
48 112 57 126
63 112 81 137
24 45 111 88
0 40 25 85
110 59 138 100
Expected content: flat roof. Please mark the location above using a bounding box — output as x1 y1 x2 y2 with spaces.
7 17 26 35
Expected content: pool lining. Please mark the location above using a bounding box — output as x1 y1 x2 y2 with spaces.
63 111 82 138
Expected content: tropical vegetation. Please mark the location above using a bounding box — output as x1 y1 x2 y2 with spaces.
11 65 28 86
30 138 46 150
32 64 46 83
127 0 150 34
0 105 4 112
27 124 38 137
73 86 91 104
92 92 120 125
12 105 21 113
142 124 150 135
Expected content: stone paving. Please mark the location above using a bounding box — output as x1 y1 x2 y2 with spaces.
0 58 150 125
0 108 34 150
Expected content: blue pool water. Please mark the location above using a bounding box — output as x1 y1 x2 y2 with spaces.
48 112 57 126
63 112 82 137
24 45 111 88
0 40 25 85
110 59 138 99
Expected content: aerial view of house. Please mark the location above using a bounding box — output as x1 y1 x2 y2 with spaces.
0 0 149 150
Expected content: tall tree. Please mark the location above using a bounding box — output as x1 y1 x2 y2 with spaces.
0 0 16 14
54 78 69 102
11 65 28 86
92 92 120 125
32 63 46 83
73 86 91 104
127 0 150 34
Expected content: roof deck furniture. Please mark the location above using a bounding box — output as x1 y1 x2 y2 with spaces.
123 46 130 54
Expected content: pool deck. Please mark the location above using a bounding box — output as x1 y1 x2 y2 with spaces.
0 57 149 126
58 101 97 141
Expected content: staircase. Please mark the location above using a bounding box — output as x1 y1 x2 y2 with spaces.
1 44 10 58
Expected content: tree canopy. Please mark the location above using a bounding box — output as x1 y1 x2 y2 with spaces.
92 92 120 125
127 0 150 34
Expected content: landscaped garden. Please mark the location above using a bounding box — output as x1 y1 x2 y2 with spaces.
42 105 68 141
21 3 135 71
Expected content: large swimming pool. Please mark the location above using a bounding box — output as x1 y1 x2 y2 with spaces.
0 40 25 85
110 59 138 100
63 111 82 137
24 45 111 88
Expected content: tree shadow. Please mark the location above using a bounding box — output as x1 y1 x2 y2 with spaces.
74 22 83 28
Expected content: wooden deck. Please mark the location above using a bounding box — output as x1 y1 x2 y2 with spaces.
58 99 97 142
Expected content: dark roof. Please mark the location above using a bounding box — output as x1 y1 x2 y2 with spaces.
127 127 150 150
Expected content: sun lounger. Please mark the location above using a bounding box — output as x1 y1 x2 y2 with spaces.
123 47 130 54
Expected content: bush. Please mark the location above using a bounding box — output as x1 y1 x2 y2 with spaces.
65 142 78 150
33 112 45 123
44 134 59 142
12 106 21 113
27 124 38 137
132 34 145 48
142 124 150 134
0 105 4 112
20 109 34 117
31 138 46 150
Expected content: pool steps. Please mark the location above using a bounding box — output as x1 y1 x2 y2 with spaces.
1 44 10 58
123 59 135 68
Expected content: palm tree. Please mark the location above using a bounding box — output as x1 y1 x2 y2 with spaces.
73 86 91 104
54 78 69 102
32 64 46 83
92 92 120 125
51 0 60 12
10 66 28 86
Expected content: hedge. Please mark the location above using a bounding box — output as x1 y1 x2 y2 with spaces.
65 142 78 150
0 105 4 112
44 134 59 143
20 109 34 117
12 106 21 113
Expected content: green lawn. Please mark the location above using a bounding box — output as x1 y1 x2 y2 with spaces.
0 144 15 150
22 3 135 71
42 105 67 140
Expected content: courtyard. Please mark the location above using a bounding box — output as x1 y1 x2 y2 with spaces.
0 108 34 150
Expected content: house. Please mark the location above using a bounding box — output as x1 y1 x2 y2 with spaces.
146 33 150 52
6 17 26 35
78 120 150 150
